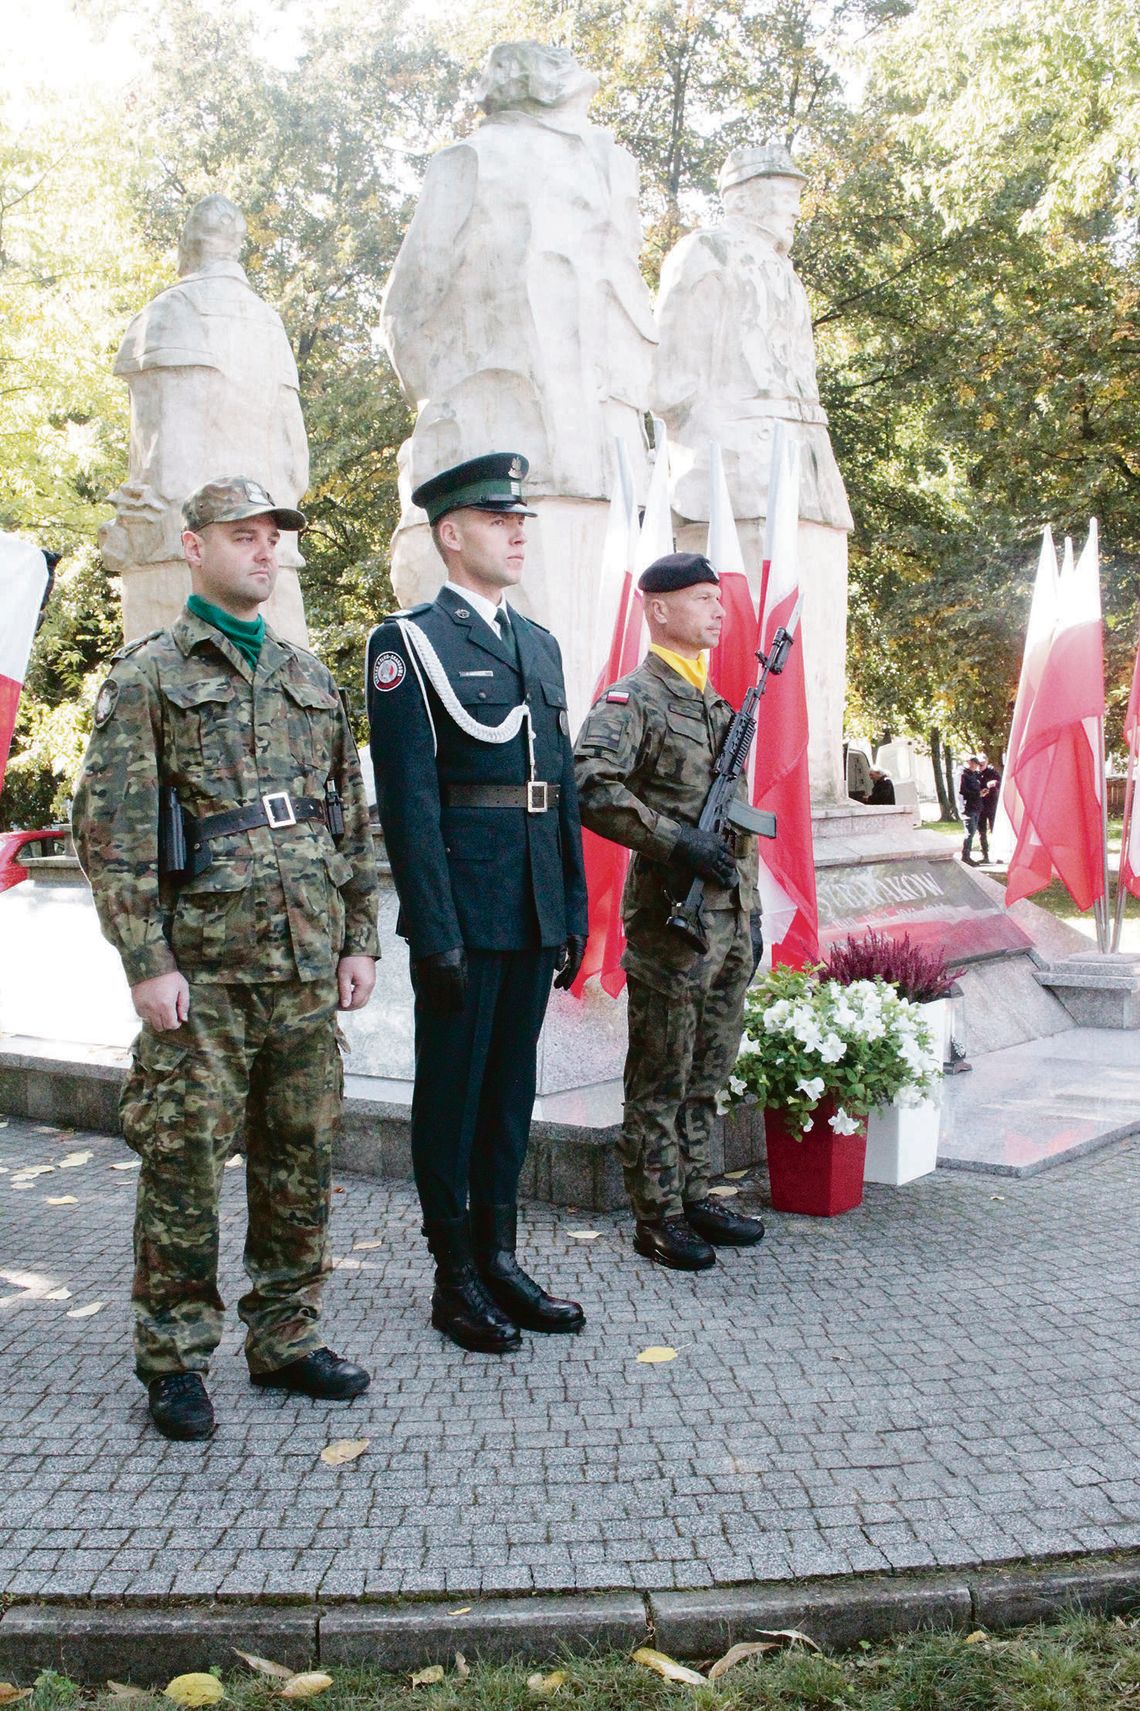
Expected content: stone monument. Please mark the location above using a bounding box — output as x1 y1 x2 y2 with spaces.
102 194 310 644
652 143 852 799
380 41 659 723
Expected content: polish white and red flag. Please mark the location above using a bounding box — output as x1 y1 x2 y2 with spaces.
705 441 760 711
0 534 50 795
750 427 818 967
571 428 673 997
995 527 1060 876
1117 627 1140 901
1005 520 1106 911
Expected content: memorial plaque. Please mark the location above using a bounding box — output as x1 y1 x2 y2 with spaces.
816 855 1032 962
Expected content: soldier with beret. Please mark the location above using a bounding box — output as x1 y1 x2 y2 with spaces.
72 477 380 1440
366 453 589 1353
574 552 766 1271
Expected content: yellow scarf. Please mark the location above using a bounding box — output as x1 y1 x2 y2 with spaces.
650 643 708 692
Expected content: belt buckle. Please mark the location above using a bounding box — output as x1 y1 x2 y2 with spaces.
526 781 549 814
262 791 297 829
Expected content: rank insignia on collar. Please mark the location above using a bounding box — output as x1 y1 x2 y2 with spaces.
454 607 470 619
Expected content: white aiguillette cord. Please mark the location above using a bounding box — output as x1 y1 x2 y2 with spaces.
394 617 538 779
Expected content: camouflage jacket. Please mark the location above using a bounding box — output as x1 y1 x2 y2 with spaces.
573 651 758 918
72 609 380 986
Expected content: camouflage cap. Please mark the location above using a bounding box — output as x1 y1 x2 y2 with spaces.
181 476 307 534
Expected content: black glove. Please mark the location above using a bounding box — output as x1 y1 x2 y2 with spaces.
749 907 764 976
414 948 468 1014
553 934 587 991
673 824 737 887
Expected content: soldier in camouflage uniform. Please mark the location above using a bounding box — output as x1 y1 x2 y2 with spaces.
72 477 380 1440
574 552 767 1271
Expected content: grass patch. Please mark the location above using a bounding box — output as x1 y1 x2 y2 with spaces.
18 1612 1140 1711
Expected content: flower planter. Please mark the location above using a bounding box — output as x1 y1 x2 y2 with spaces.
764 1097 868 1216
864 997 948 1186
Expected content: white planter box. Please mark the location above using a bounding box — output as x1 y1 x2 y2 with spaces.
864 997 948 1186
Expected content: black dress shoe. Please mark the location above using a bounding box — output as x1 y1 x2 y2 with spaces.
424 1215 522 1354
684 1196 766 1247
250 1347 370 1398
633 1216 716 1271
148 1372 216 1441
472 1203 585 1334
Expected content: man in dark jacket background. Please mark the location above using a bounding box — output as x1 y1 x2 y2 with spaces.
366 453 588 1354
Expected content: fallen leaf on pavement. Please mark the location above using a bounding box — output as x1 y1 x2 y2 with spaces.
111 1161 141 1172
723 1169 750 1180
635 1346 677 1364
12 1166 54 1180
632 1648 705 1685
46 1196 79 1206
526 1669 567 1697
66 1302 104 1318
707 1184 739 1198
408 1666 444 1686
33 1126 61 1135
320 1437 368 1467
44 1287 71 1301
164 1675 224 1706
58 1151 94 1169
232 1652 294 1681
279 1673 333 1698
707 1642 777 1679
225 1155 244 1169
750 1629 821 1652
447 1607 471 1616
566 1230 600 1240
353 1239 383 1250
0 1686 31 1704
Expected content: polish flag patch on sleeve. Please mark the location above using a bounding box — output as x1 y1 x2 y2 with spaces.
605 690 630 704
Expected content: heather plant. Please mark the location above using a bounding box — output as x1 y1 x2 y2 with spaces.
822 929 962 1003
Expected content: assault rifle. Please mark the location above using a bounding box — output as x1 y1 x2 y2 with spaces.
665 596 803 954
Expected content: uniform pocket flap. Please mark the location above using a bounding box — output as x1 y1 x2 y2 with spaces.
323 847 355 888
453 677 518 707
283 677 341 711
136 1028 191 1074
541 681 568 709
163 677 236 709
666 698 704 722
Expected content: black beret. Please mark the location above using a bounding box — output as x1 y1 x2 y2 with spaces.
412 452 536 523
637 552 720 594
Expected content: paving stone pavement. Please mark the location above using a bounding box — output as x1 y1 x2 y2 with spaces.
1 1114 1138 1601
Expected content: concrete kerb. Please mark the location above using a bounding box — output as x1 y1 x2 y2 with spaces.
2 1555 1138 1684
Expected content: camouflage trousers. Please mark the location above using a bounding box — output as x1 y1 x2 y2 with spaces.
620 905 753 1220
120 976 343 1385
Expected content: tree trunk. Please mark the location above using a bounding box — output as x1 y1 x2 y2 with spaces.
930 727 957 822
942 743 960 823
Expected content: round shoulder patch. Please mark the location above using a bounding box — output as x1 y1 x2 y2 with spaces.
372 650 406 693
93 679 119 727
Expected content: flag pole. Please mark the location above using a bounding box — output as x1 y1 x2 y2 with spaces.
1111 749 1136 953
1096 715 1110 951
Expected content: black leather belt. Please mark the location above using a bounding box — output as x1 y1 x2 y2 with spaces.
444 783 561 813
185 791 327 848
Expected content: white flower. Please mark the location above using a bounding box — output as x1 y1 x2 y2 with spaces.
796 1074 825 1101
817 1032 846 1064
728 1075 747 1098
828 1107 862 1136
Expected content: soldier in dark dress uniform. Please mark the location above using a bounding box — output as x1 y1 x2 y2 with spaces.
366 453 589 1353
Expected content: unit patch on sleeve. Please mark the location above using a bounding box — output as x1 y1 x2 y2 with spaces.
93 680 119 727
605 690 630 704
372 651 406 692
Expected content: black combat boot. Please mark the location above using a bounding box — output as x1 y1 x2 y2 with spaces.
250 1347 370 1398
633 1216 717 1271
471 1204 586 1334
147 1371 216 1441
684 1196 766 1247
425 1217 522 1354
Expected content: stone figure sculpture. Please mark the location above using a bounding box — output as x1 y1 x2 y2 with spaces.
653 144 853 799
380 41 659 720
103 195 309 642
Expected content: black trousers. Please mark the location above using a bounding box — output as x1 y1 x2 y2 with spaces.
410 947 558 1222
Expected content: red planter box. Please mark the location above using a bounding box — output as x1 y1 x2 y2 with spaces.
764 1098 867 1216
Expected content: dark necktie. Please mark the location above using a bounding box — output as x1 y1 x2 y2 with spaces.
495 605 519 667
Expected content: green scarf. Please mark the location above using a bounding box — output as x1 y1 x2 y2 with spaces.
187 595 265 672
